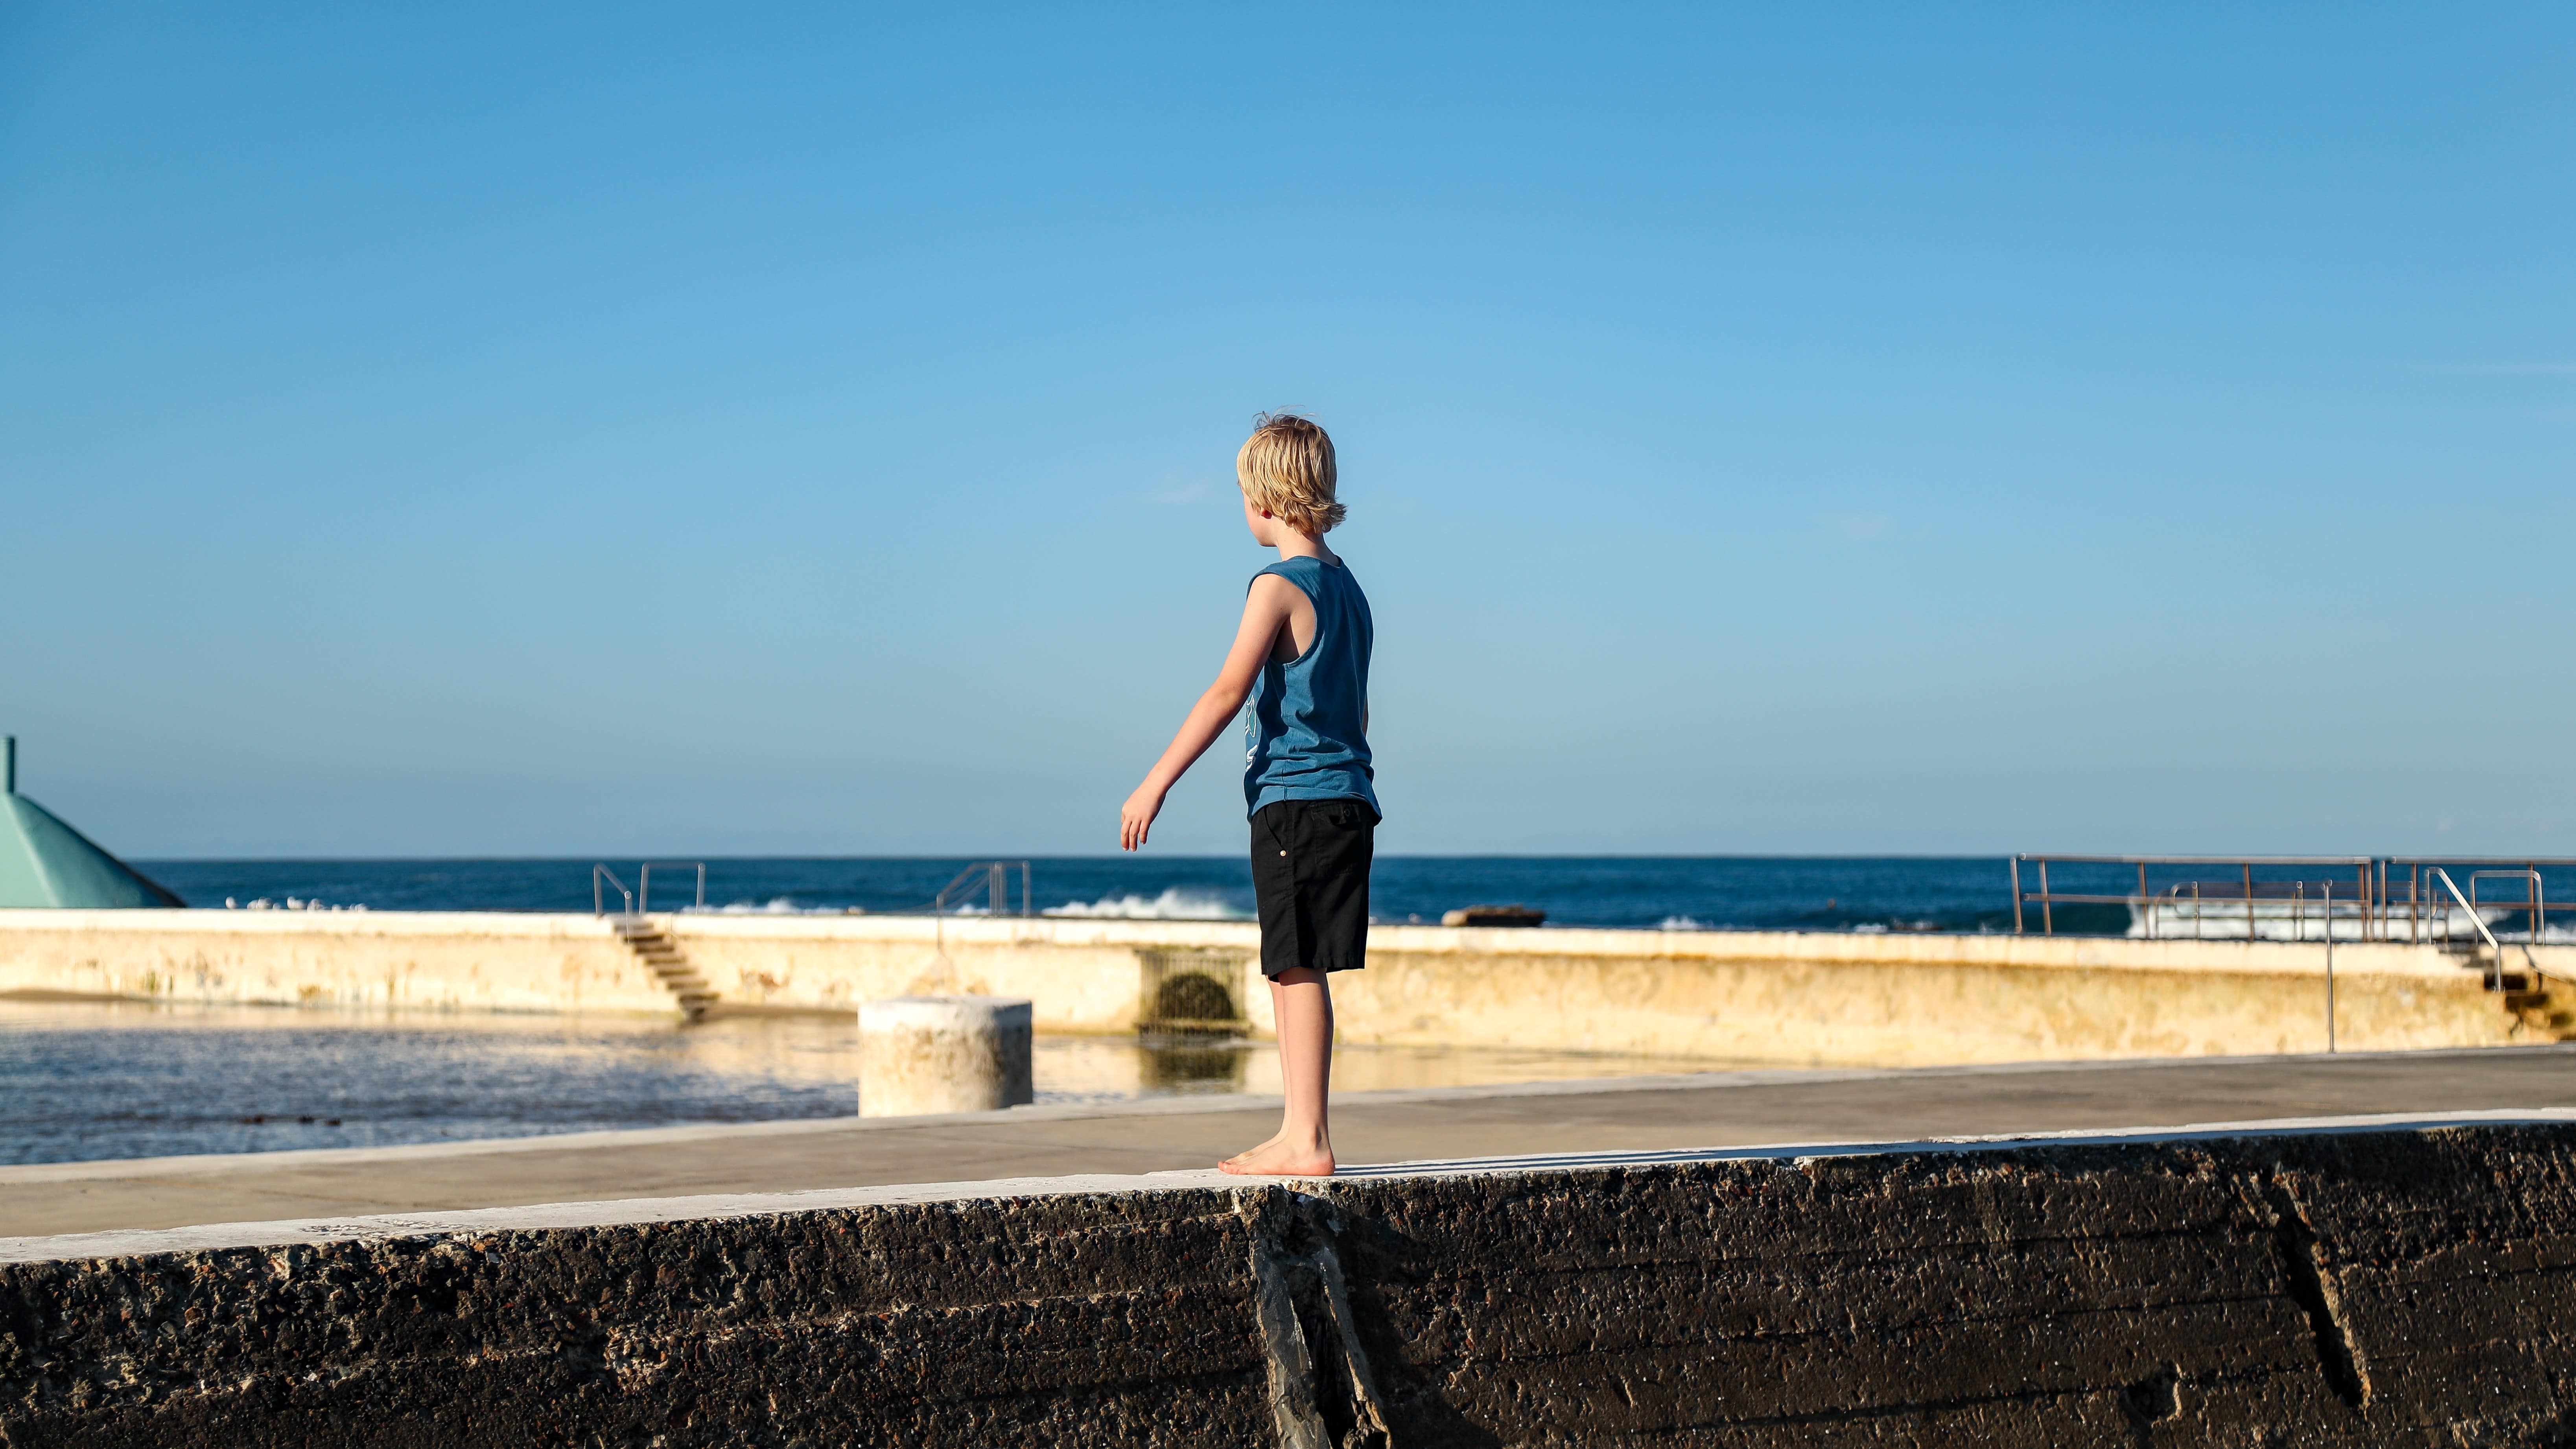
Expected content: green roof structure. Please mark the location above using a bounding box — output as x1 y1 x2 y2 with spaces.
0 737 184 909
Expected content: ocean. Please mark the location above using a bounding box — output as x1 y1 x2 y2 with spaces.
132 855 2038 933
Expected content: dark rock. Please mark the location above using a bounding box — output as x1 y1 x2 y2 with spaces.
1439 905 1546 927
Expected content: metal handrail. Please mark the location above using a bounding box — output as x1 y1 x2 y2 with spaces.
2386 859 2576 944
2469 869 2546 942
2429 868 2524 990
2321 881 2337 1053
2014 854 2380 866
639 862 707 914
932 861 1032 916
2012 854 2373 938
592 864 634 917
2012 853 2576 946
594 862 706 915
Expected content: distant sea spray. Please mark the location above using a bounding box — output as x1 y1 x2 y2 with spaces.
1043 888 1249 921
143 857 2036 933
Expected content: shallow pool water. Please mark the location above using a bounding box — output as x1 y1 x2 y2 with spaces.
0 1000 1751 1166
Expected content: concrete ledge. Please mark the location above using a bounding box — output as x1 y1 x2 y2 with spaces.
3 1110 2568 1261
6 904 2553 973
7 907 2570 1061
8 1117 2576 1443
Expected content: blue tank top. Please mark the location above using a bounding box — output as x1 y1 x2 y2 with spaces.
1244 556 1378 818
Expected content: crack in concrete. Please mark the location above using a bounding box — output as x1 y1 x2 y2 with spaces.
1244 1188 1398 1448
2254 1175 2368 1409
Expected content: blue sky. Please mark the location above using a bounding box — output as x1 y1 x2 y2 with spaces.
3 4 2569 858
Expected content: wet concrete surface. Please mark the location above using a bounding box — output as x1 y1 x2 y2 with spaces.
7 1044 2572 1237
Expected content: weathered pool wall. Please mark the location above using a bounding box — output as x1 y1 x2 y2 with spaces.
5 1121 2576 1445
2 907 2567 1065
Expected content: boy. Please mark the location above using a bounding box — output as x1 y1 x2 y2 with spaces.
1120 411 1376 1178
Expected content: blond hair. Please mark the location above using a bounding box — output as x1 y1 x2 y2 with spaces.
1235 411 1344 535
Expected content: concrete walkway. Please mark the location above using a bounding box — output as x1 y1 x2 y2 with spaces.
8 1044 2574 1239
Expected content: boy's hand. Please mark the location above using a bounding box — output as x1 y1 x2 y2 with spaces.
1120 783 1165 851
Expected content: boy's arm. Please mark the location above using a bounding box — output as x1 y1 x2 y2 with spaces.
1120 576 1299 851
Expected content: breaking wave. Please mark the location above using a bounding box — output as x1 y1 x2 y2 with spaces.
2128 903 2576 944
1044 888 1250 921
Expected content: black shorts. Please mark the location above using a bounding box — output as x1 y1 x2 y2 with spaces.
1250 798 1375 979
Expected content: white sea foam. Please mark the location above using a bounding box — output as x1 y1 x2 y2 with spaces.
699 898 846 915
1044 889 1249 921
2127 903 2576 944
1658 915 1704 932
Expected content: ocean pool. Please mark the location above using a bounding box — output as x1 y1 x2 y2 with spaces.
0 998 1747 1166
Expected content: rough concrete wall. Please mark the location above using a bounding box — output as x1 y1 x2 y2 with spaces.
6 908 2557 1061
7 1125 2576 1445
1316 1128 2576 1445
0 1191 1274 1447
671 926 1167 1032
1341 946 2529 1062
0 910 667 1016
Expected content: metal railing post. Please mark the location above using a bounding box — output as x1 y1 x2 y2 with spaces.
2324 880 2336 1053
636 863 709 915
2431 868 2508 990
592 865 634 917
1994 855 2563 948
933 861 1037 918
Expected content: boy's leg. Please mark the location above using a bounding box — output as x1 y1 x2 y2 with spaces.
1227 799 1364 1175
1223 967 1334 1175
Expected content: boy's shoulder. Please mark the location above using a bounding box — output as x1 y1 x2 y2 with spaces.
1255 553 1354 579
1251 555 1366 605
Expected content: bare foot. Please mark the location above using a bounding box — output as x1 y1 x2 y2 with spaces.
1218 1136 1334 1176
1220 1129 1283 1169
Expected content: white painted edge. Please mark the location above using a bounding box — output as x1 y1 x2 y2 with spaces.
7 1108 2573 1265
7 1040 2571 1187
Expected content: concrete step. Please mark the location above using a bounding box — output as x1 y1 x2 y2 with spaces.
609 921 721 1016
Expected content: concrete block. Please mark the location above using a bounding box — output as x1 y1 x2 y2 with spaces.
858 994 1036 1117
